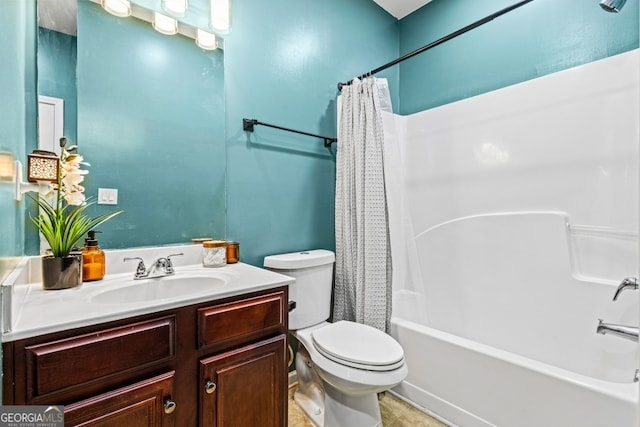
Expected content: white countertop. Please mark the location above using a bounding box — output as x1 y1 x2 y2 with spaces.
2 245 294 342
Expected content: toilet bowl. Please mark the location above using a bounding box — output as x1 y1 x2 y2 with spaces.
264 250 408 427
295 322 408 427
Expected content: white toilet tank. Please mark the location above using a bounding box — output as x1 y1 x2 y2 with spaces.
264 249 335 330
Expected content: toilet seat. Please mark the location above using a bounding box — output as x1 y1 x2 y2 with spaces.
311 321 405 371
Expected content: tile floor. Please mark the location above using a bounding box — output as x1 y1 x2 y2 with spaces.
288 387 448 427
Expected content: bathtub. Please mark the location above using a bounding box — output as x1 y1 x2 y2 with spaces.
389 212 639 427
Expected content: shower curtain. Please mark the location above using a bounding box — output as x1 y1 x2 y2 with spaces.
333 77 394 332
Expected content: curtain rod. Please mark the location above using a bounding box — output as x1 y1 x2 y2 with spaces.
337 0 536 91
243 118 337 147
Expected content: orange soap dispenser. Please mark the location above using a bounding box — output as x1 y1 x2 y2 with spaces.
82 230 106 281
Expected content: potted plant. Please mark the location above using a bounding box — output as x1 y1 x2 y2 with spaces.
30 138 123 289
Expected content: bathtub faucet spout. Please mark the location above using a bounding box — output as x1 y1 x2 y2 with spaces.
596 319 639 342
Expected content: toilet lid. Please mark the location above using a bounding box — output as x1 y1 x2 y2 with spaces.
311 321 404 371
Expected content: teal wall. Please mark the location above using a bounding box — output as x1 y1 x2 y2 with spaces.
4 0 639 268
0 0 36 275
398 0 640 114
75 0 226 249
16 0 398 263
37 27 78 146
224 0 399 266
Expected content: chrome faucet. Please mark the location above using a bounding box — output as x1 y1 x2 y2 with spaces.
596 319 639 342
612 277 638 301
124 253 184 280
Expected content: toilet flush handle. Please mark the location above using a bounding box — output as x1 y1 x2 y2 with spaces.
288 300 296 312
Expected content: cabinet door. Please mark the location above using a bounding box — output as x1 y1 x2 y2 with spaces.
199 335 287 427
64 371 176 427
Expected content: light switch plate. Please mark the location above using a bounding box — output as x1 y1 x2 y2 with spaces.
98 188 118 205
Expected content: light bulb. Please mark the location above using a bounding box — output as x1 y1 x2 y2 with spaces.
153 12 178 35
210 0 230 34
101 0 131 18
162 0 188 16
196 29 218 50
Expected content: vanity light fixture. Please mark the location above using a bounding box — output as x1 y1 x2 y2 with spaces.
196 29 218 50
101 0 131 18
14 150 59 201
162 0 188 17
153 12 178 35
27 150 59 183
96 0 227 51
210 0 230 34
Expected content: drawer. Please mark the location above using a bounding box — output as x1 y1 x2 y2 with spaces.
24 316 175 402
198 289 286 349
64 371 175 427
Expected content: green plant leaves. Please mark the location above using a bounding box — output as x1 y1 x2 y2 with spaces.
29 194 122 257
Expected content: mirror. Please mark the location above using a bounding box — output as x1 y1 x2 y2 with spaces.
35 0 226 251
37 0 77 154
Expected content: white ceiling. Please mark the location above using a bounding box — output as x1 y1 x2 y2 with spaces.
372 0 433 19
38 0 77 36
38 0 434 36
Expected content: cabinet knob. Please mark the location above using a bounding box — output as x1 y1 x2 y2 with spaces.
205 380 217 394
164 399 177 414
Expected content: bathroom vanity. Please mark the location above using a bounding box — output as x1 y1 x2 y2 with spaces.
1 246 293 427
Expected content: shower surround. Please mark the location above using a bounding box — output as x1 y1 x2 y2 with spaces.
389 49 640 426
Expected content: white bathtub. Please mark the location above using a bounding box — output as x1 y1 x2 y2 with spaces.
391 316 637 427
390 212 639 427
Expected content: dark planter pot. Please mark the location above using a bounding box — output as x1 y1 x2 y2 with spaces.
42 253 83 290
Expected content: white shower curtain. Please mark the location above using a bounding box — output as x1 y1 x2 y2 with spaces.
333 77 394 332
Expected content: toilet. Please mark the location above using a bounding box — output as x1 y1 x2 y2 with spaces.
264 249 408 427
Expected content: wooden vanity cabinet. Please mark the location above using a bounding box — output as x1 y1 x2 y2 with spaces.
199 335 286 427
2 286 288 427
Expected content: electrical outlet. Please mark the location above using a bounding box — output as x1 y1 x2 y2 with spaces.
98 188 118 205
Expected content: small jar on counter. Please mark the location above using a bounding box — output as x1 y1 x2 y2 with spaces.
202 240 227 267
226 242 239 264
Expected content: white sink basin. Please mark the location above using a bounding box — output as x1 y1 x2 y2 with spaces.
90 275 227 305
